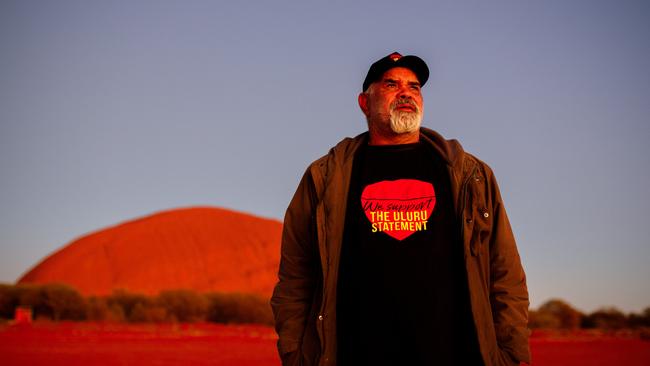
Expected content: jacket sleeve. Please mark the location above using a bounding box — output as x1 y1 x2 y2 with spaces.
486 168 531 365
271 167 321 365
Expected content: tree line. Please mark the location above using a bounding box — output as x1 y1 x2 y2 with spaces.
0 283 273 325
529 298 650 330
2 283 649 331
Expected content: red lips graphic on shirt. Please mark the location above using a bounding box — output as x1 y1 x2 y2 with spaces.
361 179 436 241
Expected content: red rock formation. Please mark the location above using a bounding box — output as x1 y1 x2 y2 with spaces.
18 207 282 297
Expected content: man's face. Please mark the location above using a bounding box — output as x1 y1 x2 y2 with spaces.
359 67 424 135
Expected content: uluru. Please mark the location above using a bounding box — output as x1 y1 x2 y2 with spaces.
18 207 282 298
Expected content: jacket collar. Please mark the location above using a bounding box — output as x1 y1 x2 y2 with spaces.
328 127 465 169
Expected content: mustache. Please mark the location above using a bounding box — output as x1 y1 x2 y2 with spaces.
390 98 419 112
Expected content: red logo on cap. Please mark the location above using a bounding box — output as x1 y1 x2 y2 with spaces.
389 52 402 61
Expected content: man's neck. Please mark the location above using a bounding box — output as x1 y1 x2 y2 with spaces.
368 130 419 146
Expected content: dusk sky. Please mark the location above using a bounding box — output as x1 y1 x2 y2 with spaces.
1 0 649 313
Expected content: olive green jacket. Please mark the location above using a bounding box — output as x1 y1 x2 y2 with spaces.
271 128 530 366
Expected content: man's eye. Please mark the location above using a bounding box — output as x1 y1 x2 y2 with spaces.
410 85 421 91
385 82 396 88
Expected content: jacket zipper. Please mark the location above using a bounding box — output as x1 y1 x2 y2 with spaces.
310 164 328 364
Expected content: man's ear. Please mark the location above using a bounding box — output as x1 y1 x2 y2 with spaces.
358 92 369 117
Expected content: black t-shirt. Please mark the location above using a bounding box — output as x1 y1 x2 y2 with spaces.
337 142 481 365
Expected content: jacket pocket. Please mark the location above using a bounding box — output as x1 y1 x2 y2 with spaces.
280 350 301 366
466 171 491 256
278 338 299 354
496 347 519 366
470 205 492 256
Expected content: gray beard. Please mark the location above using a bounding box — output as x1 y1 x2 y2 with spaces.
390 109 422 134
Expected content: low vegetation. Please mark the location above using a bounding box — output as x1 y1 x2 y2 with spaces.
2 283 648 334
0 283 273 325
529 298 650 334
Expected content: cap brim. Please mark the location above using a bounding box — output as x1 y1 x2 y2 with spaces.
362 54 430 91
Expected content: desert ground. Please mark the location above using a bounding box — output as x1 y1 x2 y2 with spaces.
1 322 649 366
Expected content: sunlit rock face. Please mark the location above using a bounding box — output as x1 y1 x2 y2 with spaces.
18 207 282 297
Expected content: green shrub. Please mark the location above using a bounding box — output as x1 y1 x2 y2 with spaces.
106 290 153 322
129 302 168 322
0 283 18 319
534 299 583 329
86 296 126 322
583 307 628 330
626 307 650 328
0 284 274 325
3 283 87 321
529 309 561 329
39 283 87 320
157 289 207 322
206 292 273 325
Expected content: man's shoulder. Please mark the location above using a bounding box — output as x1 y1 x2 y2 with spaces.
308 132 368 169
421 128 497 185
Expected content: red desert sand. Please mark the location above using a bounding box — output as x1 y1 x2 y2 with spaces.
1 323 649 366
0 322 280 366
18 207 282 297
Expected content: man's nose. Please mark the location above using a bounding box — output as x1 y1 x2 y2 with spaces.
397 85 414 99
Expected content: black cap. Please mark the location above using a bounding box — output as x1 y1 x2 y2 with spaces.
362 52 429 91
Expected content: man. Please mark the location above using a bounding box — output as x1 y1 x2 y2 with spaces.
271 52 530 366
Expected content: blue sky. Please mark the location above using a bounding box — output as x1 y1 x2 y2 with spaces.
1 0 649 313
